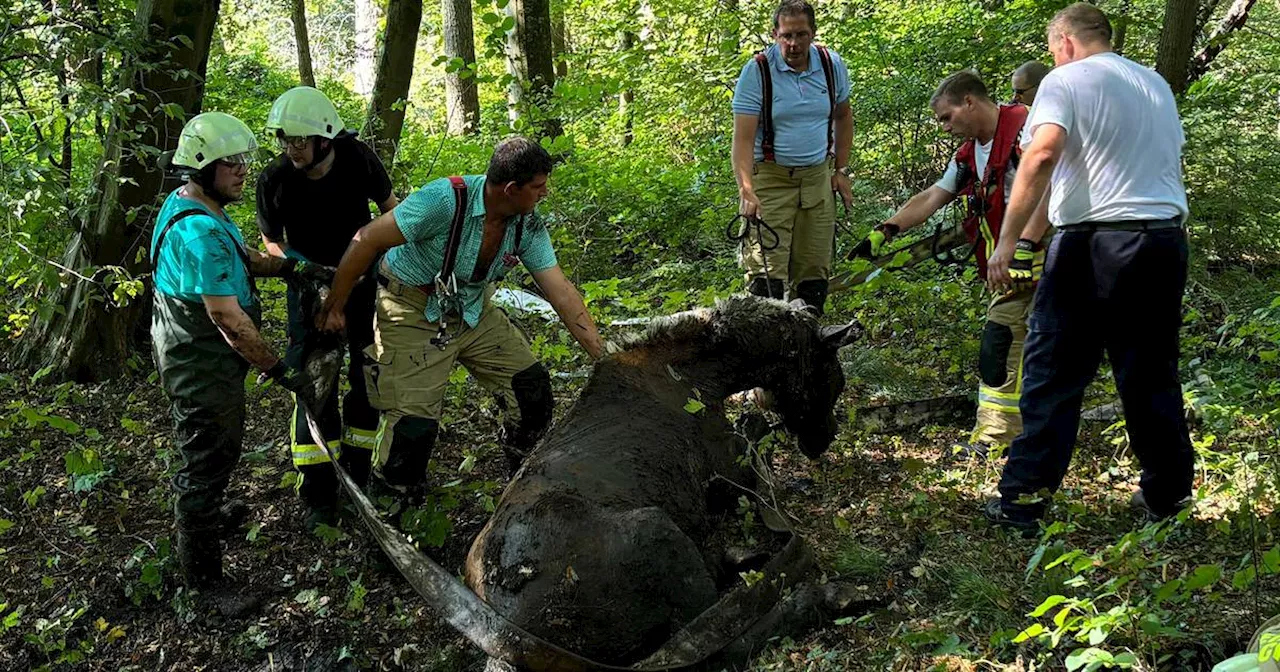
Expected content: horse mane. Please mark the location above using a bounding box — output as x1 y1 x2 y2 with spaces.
623 295 814 360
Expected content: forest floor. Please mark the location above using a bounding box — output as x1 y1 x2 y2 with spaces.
1 286 1277 672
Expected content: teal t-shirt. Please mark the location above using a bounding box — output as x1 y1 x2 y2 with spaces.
385 175 558 327
151 188 257 308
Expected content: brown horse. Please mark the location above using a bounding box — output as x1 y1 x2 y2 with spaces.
464 295 860 667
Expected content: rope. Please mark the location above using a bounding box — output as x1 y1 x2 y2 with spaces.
726 214 782 299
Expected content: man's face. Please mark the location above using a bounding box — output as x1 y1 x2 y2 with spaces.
932 96 979 139
507 174 549 214
281 136 321 169
213 159 248 202
1012 73 1038 106
772 14 814 70
1048 30 1075 67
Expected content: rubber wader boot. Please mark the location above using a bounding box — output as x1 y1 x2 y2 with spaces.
217 499 249 536
297 463 339 532
337 447 372 491
176 529 261 619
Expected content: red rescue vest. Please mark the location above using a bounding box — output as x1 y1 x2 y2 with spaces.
955 103 1028 277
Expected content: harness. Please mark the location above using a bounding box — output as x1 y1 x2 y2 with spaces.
753 45 837 162
379 177 525 350
152 206 259 298
954 104 1028 277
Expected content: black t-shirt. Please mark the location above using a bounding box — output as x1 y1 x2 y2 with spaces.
256 137 394 266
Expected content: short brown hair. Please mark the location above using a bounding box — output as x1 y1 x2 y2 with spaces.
1049 3 1113 45
930 69 990 107
773 0 817 33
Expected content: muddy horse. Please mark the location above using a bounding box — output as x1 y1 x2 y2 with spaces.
463 295 865 669
296 291 870 670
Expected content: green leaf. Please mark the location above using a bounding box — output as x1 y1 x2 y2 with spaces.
683 398 705 414
1025 543 1048 581
1012 623 1044 643
1232 565 1257 591
1183 564 1221 591
1262 545 1280 574
0 519 12 536
1029 594 1066 617
1065 647 1114 671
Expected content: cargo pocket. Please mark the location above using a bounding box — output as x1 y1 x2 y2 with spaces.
798 169 831 210
362 345 396 412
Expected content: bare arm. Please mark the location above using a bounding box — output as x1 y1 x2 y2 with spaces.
319 210 407 331
377 193 399 213
987 124 1066 289
885 186 955 234
203 294 281 372
732 113 761 218
261 235 291 259
831 101 854 208
996 124 1065 247
531 265 603 360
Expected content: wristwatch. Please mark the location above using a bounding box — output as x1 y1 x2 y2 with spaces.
837 165 854 178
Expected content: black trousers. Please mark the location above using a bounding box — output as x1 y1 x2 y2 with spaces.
998 224 1194 520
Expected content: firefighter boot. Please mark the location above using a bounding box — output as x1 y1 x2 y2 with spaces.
176 529 261 619
297 463 339 533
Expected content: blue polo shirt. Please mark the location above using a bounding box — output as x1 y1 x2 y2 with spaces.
385 175 558 328
151 188 257 308
732 44 851 168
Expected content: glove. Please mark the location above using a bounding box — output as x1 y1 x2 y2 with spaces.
264 360 321 411
281 258 336 285
850 223 900 259
1009 238 1038 288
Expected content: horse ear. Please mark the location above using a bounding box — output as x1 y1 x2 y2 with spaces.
819 320 863 349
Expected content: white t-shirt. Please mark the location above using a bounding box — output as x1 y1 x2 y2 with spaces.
934 138 1017 200
1022 52 1188 226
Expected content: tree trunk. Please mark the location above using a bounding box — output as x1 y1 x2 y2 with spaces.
1112 0 1132 55
291 0 316 86
504 0 526 124
1155 0 1199 94
15 0 221 382
353 0 377 98
551 0 567 78
1186 0 1260 85
515 0 561 138
618 30 635 146
366 0 422 166
442 0 479 136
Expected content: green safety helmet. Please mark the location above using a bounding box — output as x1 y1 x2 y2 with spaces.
265 86 344 139
171 112 259 170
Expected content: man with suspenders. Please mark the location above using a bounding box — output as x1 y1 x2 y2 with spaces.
151 112 331 617
852 70 1052 458
316 137 604 504
731 0 854 315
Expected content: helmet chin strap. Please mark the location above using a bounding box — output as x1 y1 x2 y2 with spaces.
301 136 332 173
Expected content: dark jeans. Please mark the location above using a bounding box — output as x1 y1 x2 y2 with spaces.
998 224 1194 520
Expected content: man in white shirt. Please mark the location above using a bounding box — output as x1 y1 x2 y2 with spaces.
983 2 1194 533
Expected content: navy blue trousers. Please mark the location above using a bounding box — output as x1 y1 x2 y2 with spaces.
998 224 1194 520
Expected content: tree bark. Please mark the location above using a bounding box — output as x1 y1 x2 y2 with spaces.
618 30 635 146
353 0 377 98
15 0 221 381
1155 0 1199 94
291 0 315 86
1186 0 1260 85
513 0 561 138
504 0 527 124
1112 0 1132 55
366 0 423 166
551 0 567 78
442 0 479 136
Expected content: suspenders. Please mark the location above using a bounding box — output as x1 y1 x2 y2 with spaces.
753 45 838 162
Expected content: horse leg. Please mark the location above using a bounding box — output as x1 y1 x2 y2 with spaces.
702 582 885 671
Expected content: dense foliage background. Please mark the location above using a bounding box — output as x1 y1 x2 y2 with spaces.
2 0 1280 670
